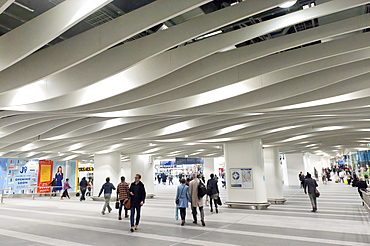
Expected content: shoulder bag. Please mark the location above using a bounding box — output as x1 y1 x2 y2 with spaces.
176 186 185 205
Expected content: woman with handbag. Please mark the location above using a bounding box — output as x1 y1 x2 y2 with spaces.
175 178 191 226
117 176 130 220
207 174 220 213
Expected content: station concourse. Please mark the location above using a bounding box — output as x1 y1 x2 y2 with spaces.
0 0 370 245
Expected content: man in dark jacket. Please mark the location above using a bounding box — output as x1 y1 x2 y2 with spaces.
129 174 146 232
207 173 220 213
98 177 116 215
304 173 318 212
356 177 368 205
79 177 88 201
299 172 305 188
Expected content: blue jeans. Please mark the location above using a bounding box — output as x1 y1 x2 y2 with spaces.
130 204 142 227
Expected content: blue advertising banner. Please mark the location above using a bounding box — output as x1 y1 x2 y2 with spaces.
0 159 7 190
4 158 39 194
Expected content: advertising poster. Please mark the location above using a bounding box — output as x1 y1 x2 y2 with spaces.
37 160 53 193
0 159 7 190
52 161 77 191
230 168 253 188
6 159 39 194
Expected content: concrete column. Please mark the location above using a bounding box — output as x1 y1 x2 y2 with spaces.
120 160 131 183
224 140 269 209
130 155 155 198
93 151 120 196
264 147 285 204
203 158 215 180
284 153 305 187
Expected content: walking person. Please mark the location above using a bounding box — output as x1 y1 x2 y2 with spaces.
169 175 174 185
304 173 319 212
129 174 146 232
79 177 88 201
356 177 368 205
176 178 191 226
117 176 130 220
189 173 205 226
60 178 71 200
48 178 57 197
299 171 305 188
98 177 116 215
162 173 167 185
207 173 220 213
86 181 92 196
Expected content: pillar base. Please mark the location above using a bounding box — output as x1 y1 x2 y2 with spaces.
267 198 286 204
225 201 270 210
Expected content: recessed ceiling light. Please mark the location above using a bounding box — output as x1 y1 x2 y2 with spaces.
279 1 297 8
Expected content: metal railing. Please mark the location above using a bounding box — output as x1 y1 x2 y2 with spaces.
0 186 94 203
360 189 370 213
0 188 10 204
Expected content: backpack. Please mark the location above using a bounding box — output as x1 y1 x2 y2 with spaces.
198 179 207 199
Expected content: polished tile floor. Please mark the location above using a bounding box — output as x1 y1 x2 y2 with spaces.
0 181 369 246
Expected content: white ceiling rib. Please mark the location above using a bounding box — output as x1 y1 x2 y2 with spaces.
1 0 370 160
0 0 284 109
0 0 210 93
0 0 112 72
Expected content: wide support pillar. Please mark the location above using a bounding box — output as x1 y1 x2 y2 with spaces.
284 153 305 187
203 158 216 180
224 140 269 209
130 155 155 198
120 160 131 182
93 151 121 197
264 147 286 204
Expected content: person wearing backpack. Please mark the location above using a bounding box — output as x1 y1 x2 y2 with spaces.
189 173 205 226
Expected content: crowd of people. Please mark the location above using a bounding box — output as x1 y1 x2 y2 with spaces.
299 166 369 211
94 172 221 231
175 173 220 226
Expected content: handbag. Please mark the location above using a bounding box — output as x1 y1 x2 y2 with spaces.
315 188 320 198
124 199 131 210
216 196 222 206
175 186 185 205
115 201 120 209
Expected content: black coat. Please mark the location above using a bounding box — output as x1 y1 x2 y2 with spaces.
357 180 368 190
129 181 146 205
79 179 88 188
207 178 219 196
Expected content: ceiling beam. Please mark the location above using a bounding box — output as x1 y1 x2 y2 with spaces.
0 0 112 72
0 0 211 92
0 0 13 14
